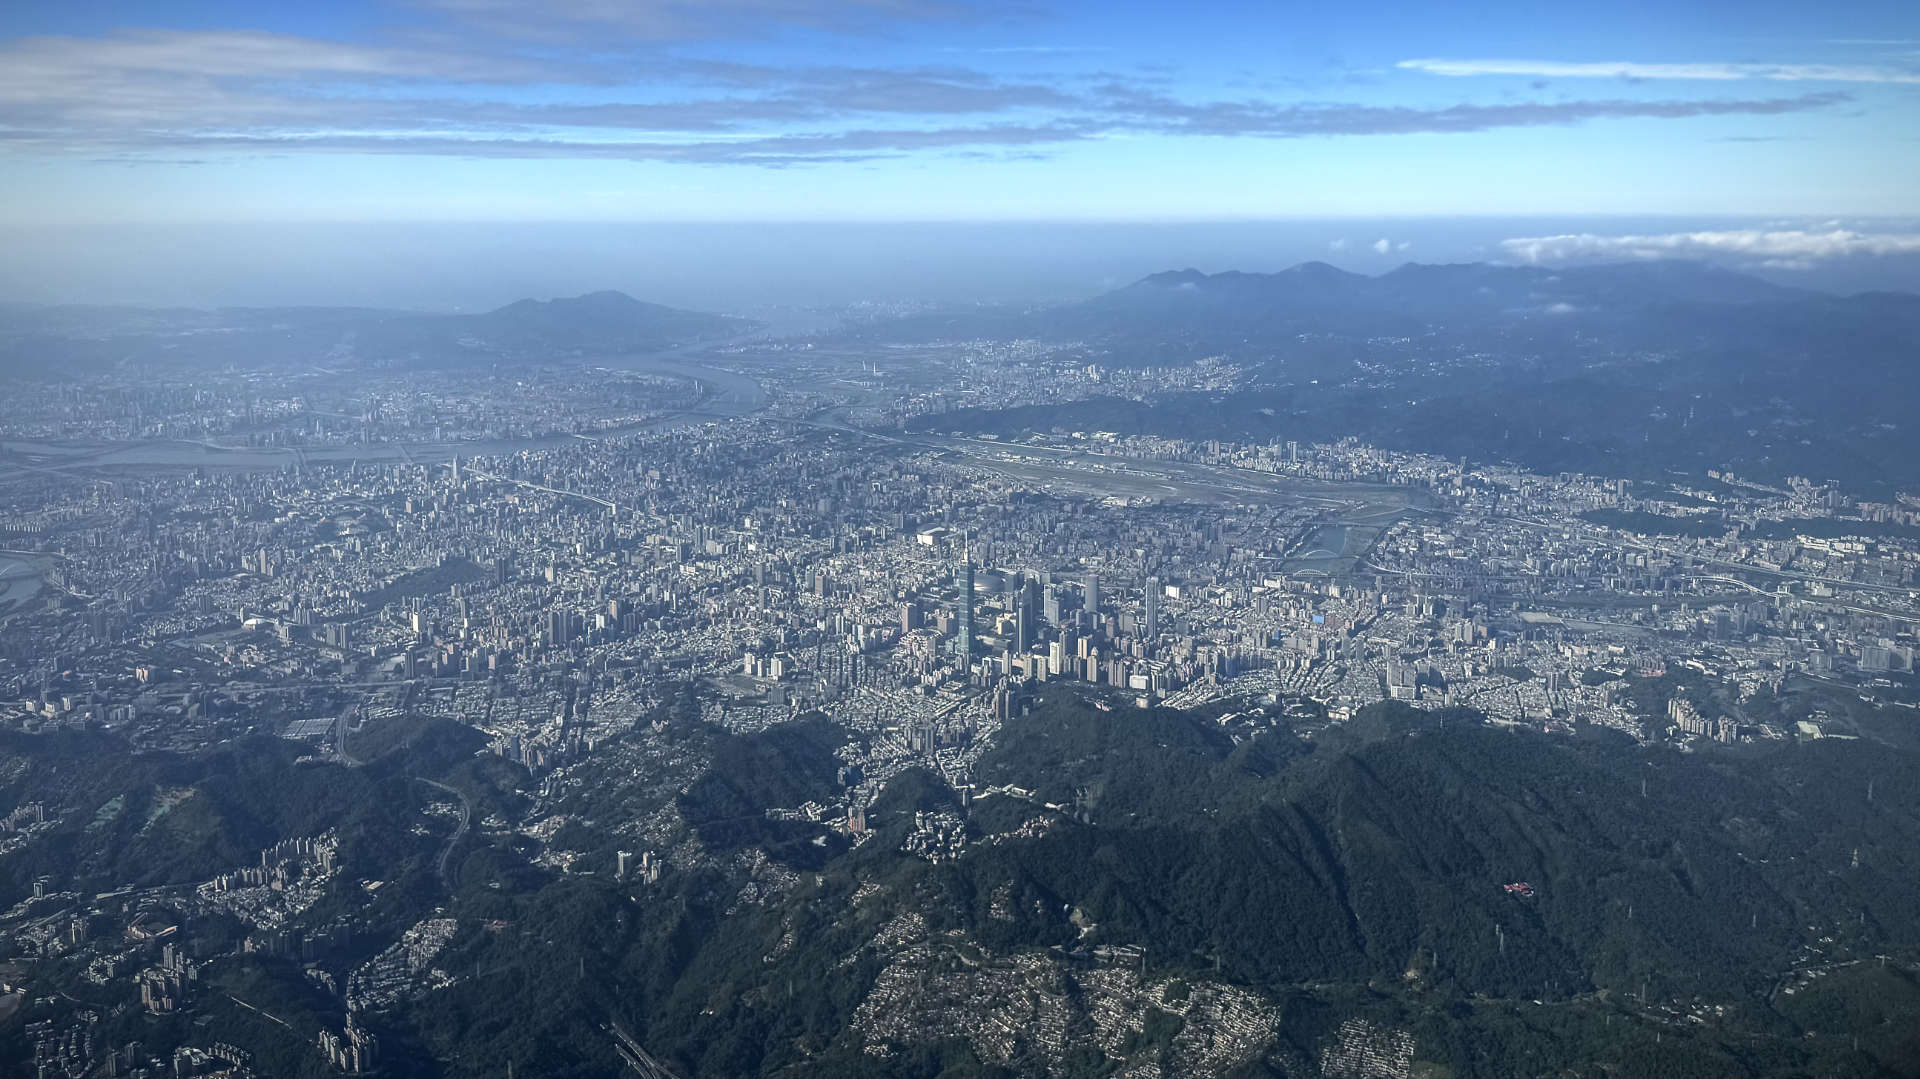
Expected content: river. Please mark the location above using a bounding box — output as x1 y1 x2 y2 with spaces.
0 555 43 614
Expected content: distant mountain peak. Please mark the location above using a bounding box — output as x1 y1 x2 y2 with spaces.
457 289 743 351
571 289 653 309
488 290 655 318
1281 260 1361 279
1139 269 1210 288
1137 263 1366 291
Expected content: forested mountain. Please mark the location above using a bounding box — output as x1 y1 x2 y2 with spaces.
1045 259 1809 340
9 693 1919 1077
904 260 1920 493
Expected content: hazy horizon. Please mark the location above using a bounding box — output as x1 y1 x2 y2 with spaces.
8 216 1920 314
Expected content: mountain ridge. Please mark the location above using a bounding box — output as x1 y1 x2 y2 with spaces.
0 289 752 375
1108 257 1815 310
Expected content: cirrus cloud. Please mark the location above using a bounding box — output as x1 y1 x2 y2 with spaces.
0 22 1862 167
1399 57 1920 84
408 0 970 42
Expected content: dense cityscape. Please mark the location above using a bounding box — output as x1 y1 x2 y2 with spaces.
4 289 1920 1075
6 0 1920 1074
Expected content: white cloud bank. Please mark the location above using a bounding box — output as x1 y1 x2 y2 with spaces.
1500 229 1920 265
1399 58 1920 84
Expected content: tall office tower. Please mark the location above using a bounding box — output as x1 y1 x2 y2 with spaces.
1015 605 1031 652
1043 584 1062 625
955 540 974 659
1085 572 1101 615
1145 576 1161 640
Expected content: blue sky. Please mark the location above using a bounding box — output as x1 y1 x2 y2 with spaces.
1 0 1916 226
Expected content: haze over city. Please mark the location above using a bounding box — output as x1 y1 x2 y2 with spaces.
4 3 1920 1079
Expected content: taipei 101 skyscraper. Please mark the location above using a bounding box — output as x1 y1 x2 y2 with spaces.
956 534 974 661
